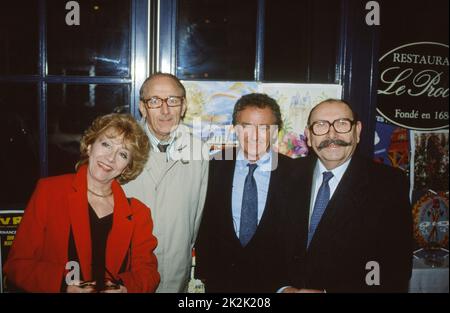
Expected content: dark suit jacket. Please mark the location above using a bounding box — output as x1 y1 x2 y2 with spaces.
3 164 160 293
285 154 413 293
195 150 297 293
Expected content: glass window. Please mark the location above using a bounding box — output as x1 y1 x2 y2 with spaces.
380 0 449 45
46 0 131 76
176 0 257 80
264 0 339 83
0 3 39 75
0 83 39 207
47 83 130 176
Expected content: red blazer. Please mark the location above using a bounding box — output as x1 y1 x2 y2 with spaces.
3 165 160 293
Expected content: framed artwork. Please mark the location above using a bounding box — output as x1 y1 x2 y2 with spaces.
182 80 342 158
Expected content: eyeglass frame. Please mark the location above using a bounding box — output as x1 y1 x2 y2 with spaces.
308 118 356 136
140 95 185 109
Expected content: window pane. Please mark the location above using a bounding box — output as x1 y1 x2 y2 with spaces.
380 0 448 47
47 0 131 76
47 84 130 176
0 83 39 207
0 3 39 75
265 0 339 83
177 0 257 80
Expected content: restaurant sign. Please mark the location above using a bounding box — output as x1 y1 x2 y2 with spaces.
377 42 449 130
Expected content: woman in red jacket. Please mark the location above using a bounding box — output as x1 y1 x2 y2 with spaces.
3 113 160 293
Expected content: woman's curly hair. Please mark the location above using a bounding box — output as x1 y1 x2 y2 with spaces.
76 113 150 184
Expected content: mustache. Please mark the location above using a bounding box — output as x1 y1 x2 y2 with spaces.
317 139 352 150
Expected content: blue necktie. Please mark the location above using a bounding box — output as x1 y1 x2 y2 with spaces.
239 163 258 247
308 171 334 248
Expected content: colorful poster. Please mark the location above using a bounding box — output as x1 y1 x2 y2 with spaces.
182 80 342 158
411 131 449 192
0 210 24 293
412 191 449 250
374 118 410 175
182 81 258 148
410 131 449 252
262 83 342 158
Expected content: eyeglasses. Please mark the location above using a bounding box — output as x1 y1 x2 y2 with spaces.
141 96 184 109
75 266 122 292
309 118 356 136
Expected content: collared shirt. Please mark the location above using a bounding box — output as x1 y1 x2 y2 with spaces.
278 158 351 293
308 158 352 225
232 149 273 237
142 118 177 161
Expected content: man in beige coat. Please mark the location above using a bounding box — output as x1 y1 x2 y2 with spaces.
123 73 209 292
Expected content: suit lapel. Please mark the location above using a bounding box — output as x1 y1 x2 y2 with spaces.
257 154 283 232
309 156 369 247
221 159 241 244
68 165 92 280
238 153 290 245
294 156 315 250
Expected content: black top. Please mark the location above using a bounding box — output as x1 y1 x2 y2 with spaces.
88 204 113 291
65 204 113 292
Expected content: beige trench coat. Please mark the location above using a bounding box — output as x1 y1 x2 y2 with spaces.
123 123 209 292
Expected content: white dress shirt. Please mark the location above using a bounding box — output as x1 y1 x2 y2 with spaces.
231 149 273 237
308 158 352 225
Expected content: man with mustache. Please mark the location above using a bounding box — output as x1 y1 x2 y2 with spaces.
282 99 413 293
123 73 209 292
